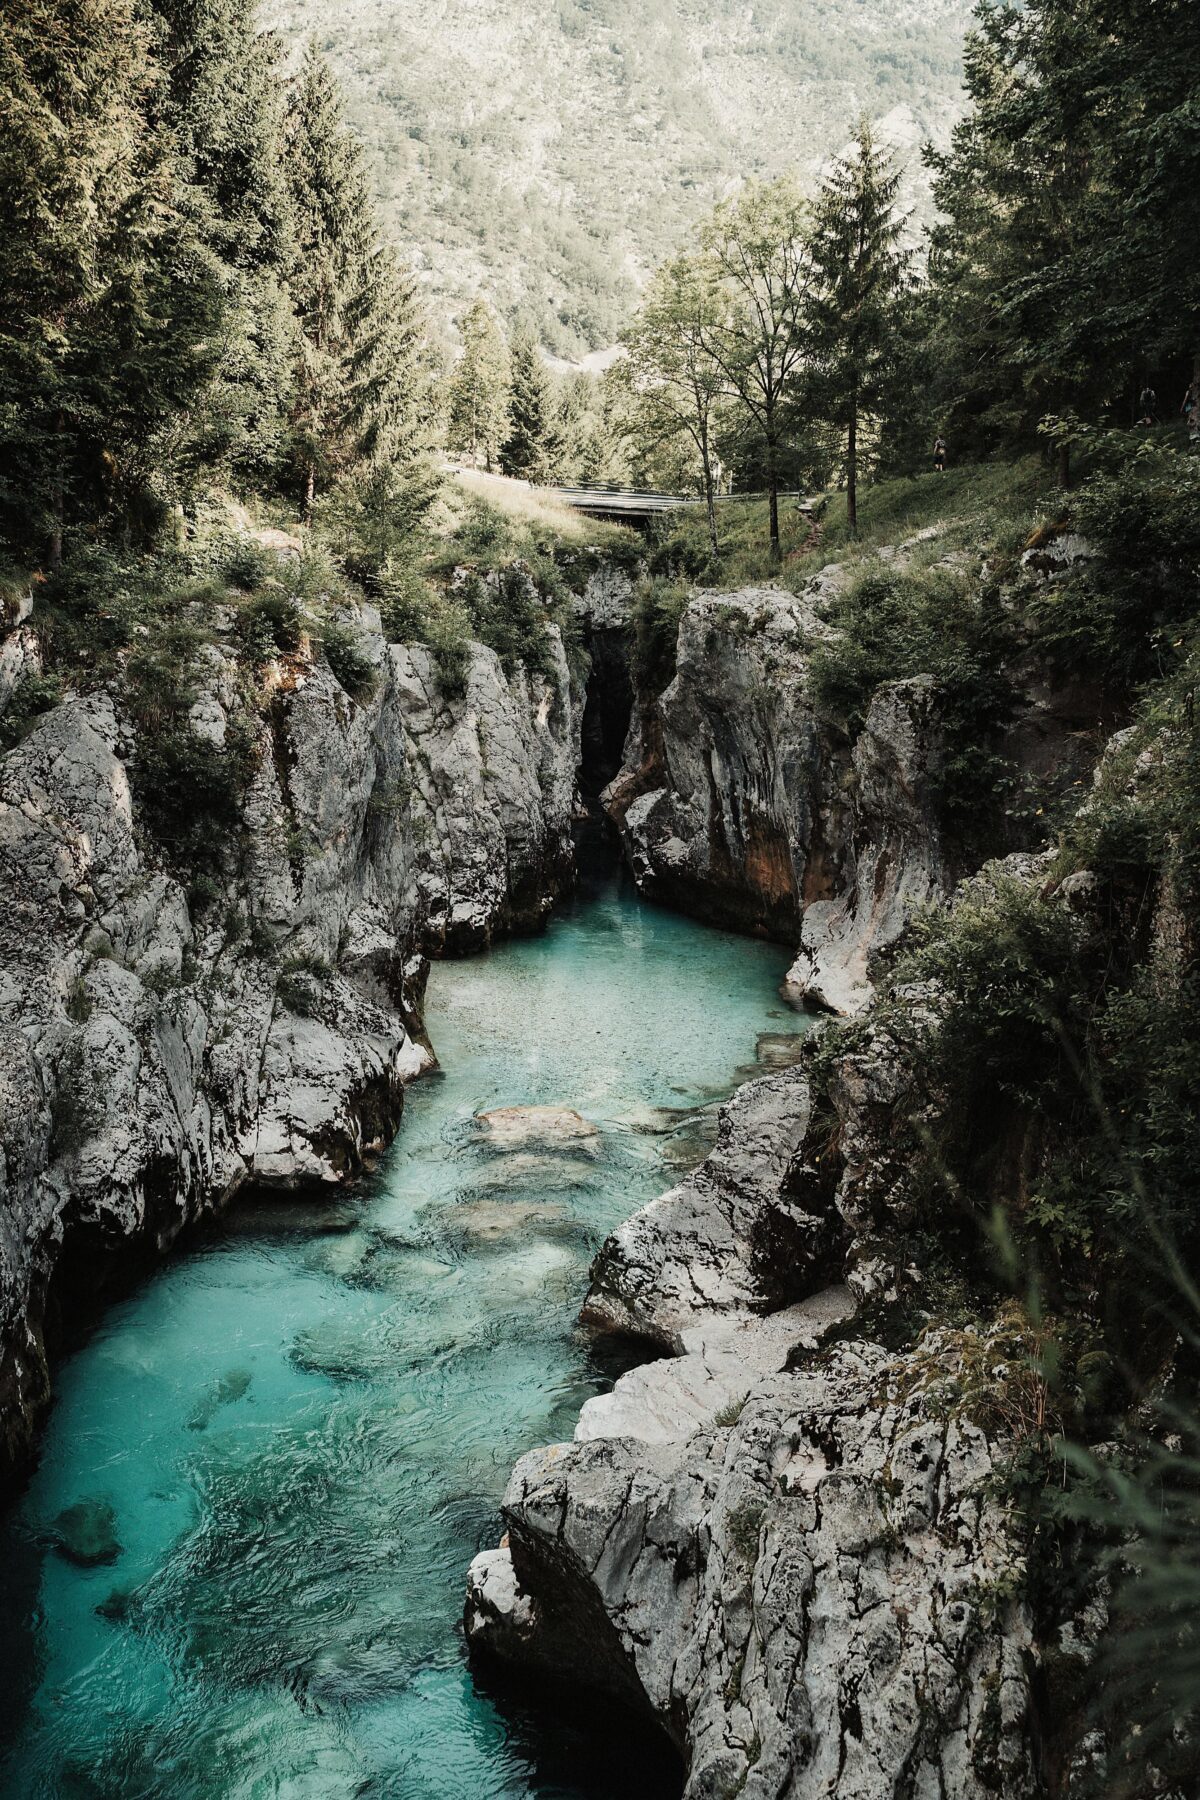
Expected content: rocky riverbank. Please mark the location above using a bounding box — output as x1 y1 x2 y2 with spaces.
464 845 1102 1796
0 564 617 1484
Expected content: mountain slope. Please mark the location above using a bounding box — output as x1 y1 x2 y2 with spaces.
263 0 971 353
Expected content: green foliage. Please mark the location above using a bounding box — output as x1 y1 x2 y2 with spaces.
805 119 914 531
1029 441 1200 689
848 658 1200 1354
319 621 376 701
447 299 510 470
235 587 303 665
926 0 1200 460
499 329 562 483
809 563 1015 837
0 671 64 749
631 576 690 698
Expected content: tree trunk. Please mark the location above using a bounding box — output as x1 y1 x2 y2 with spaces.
847 407 858 536
1056 440 1071 489
766 433 780 566
305 459 316 518
700 423 718 560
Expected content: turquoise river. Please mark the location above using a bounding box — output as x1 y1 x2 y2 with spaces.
0 850 808 1799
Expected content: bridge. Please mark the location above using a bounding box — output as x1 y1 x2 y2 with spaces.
542 485 822 529
541 484 693 524
449 466 820 531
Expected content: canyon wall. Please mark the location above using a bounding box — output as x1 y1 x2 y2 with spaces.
0 583 592 1484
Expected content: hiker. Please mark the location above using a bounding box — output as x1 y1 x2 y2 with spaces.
1138 383 1158 425
932 435 947 474
1181 380 1199 444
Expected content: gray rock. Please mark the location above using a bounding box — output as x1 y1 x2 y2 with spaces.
785 676 947 1015
469 1342 1035 1800
0 590 588 1482
583 1069 846 1348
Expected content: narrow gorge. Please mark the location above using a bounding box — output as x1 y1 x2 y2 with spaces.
2 516 1142 1797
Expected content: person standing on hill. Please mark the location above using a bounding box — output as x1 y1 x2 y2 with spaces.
933 435 947 473
1138 383 1158 424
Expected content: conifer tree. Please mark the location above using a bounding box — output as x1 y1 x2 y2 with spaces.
448 300 510 470
284 44 374 510
147 0 298 487
806 121 912 533
0 0 226 558
500 329 561 482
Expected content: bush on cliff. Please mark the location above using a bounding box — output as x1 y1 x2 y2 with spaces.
808 562 1015 843
1030 440 1200 691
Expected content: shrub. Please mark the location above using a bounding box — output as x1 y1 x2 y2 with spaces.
632 575 690 697
1030 443 1200 689
320 622 376 702
0 670 63 748
809 563 1014 843
235 587 302 665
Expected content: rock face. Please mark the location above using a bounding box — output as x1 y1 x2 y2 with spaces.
469 967 1040 1792
784 676 946 1016
605 584 949 1013
606 588 834 941
0 596 582 1484
582 1070 846 1348
467 1336 1035 1800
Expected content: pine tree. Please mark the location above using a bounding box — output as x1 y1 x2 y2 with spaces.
284 44 374 510
500 329 560 482
448 300 510 470
806 121 912 534
147 0 298 488
0 0 227 558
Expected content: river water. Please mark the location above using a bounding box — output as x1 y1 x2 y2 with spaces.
0 849 807 1800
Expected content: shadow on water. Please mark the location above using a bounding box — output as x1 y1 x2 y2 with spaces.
471 1661 685 1800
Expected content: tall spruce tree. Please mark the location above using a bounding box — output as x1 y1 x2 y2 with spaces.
806 121 912 534
147 0 297 488
284 46 431 511
500 329 560 482
0 0 227 558
448 300 510 470
284 44 372 510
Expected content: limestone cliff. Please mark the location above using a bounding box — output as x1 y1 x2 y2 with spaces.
604 573 950 1014
0 593 582 1483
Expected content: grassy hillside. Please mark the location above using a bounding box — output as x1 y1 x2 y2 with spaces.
263 0 971 355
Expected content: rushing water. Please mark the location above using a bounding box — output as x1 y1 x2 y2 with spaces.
0 846 808 1800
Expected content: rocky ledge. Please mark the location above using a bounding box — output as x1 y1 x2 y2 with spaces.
464 851 1079 1795
467 1291 1034 1799
0 577 595 1483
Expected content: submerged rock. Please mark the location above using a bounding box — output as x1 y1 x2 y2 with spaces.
50 1498 121 1567
474 1105 600 1150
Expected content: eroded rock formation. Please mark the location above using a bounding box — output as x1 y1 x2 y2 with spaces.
0 594 583 1482
604 579 950 1015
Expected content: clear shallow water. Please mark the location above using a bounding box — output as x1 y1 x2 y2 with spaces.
0 853 807 1800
